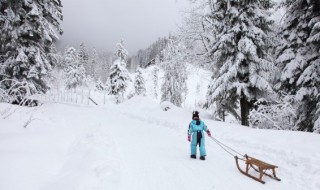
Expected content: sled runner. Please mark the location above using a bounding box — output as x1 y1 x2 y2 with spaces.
235 155 281 184
209 136 281 184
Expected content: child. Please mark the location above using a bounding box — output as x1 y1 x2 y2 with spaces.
188 111 211 160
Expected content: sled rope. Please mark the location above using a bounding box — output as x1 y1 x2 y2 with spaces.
209 136 245 159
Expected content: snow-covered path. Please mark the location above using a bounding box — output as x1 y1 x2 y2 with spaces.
1 97 320 190
108 107 217 190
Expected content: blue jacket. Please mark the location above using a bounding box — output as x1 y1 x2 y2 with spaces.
188 120 208 136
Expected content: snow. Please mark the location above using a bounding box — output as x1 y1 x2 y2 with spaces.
1 96 320 190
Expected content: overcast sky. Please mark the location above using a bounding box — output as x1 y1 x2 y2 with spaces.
57 0 189 55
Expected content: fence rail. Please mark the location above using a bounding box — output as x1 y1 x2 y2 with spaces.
36 88 108 106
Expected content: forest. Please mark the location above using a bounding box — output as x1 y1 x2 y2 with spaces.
0 0 319 133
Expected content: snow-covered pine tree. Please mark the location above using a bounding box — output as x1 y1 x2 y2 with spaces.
276 0 320 132
95 78 105 91
90 47 99 78
205 0 275 126
115 39 128 63
161 39 188 107
64 47 86 89
134 68 146 96
78 42 90 75
109 60 131 103
0 0 63 103
152 66 159 99
109 40 131 103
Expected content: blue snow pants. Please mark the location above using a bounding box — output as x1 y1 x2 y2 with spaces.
189 120 207 157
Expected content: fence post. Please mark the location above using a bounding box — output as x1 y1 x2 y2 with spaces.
81 89 84 104
104 91 106 104
56 89 59 102
75 89 78 104
70 90 73 103
54 90 56 102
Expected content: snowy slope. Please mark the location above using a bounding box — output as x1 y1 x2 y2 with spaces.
1 97 320 190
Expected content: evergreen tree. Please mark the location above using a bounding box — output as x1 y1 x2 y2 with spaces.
90 47 98 78
109 40 131 103
78 42 90 75
64 47 86 89
276 0 320 132
161 39 188 107
109 60 131 103
0 0 63 103
152 66 159 99
95 78 105 91
205 0 275 126
134 68 146 96
115 39 128 62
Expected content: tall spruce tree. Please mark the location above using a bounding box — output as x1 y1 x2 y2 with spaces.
0 0 63 103
109 40 130 103
115 39 128 63
134 68 146 96
90 47 98 78
276 0 320 132
95 78 106 91
205 0 275 126
78 42 90 75
152 66 159 99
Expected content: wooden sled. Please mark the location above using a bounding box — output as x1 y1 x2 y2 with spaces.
235 155 281 184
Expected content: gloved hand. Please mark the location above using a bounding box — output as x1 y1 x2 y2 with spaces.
188 135 191 142
207 130 212 137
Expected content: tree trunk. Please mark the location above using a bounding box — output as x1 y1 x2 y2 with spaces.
240 95 250 126
222 111 225 122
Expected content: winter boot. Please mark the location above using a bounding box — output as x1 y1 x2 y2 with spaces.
190 155 196 159
200 156 205 160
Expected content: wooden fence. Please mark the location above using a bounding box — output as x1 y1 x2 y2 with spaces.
37 88 108 106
